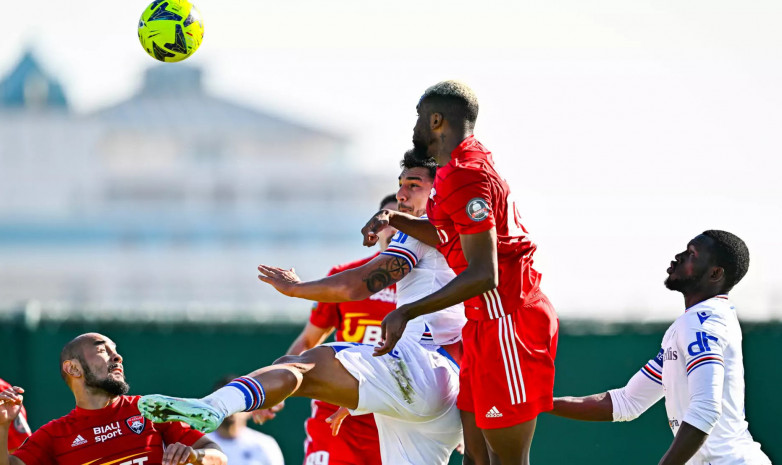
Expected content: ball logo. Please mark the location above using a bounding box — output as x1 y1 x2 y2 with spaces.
466 198 490 222
126 415 146 435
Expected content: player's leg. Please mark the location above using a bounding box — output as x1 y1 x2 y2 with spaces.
139 346 359 432
460 410 494 465
481 419 536 465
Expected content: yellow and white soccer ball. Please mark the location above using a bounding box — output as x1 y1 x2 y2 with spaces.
138 0 204 62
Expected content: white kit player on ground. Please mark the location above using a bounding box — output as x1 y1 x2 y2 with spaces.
550 231 771 465
137 151 467 465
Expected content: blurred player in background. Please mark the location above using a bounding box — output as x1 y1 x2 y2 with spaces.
362 81 559 465
138 152 466 465
206 376 283 465
267 193 397 465
0 379 30 454
0 333 226 465
551 231 771 465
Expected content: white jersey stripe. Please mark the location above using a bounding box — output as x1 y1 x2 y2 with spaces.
483 291 499 319
501 314 524 405
497 316 519 404
506 313 527 403
492 288 508 318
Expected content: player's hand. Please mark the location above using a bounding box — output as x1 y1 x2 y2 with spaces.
325 407 351 436
373 306 411 356
361 209 393 247
162 442 199 465
0 386 24 427
257 265 301 297
251 401 285 425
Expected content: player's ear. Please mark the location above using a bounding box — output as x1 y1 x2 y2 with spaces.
430 112 444 130
710 266 725 283
63 359 82 379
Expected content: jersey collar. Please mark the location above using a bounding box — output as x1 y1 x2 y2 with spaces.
685 294 729 312
450 135 492 162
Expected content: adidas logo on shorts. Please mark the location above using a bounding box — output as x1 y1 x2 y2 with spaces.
71 435 87 447
486 406 503 418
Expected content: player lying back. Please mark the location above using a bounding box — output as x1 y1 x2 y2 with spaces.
137 151 467 465
550 231 771 465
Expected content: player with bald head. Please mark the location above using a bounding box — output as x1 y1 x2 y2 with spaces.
0 333 226 465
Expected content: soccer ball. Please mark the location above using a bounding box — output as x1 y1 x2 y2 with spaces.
138 0 204 62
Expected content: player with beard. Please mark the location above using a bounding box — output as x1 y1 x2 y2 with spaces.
362 81 559 465
136 151 467 465
0 333 227 465
550 231 771 465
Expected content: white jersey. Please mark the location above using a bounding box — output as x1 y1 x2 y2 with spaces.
381 226 467 346
609 295 770 465
206 427 284 465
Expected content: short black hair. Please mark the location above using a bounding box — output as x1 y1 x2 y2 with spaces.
400 149 437 180
702 230 750 292
419 80 479 129
379 193 397 210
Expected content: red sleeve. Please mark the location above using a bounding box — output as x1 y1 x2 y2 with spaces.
12 425 56 465
307 265 343 329
440 167 496 235
159 421 204 447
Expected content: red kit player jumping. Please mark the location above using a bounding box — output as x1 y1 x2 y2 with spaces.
363 81 559 465
0 333 226 465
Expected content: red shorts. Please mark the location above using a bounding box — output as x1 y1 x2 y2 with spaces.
457 293 559 429
303 400 382 465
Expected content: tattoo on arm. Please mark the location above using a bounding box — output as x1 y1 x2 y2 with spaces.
363 257 411 293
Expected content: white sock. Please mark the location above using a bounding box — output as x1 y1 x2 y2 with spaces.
201 386 247 417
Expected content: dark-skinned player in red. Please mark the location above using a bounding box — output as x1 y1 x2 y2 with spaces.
362 81 559 465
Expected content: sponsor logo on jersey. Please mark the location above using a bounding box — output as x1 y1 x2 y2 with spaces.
113 453 149 465
71 435 88 447
94 421 123 443
486 406 503 418
430 187 436 200
436 228 449 243
126 414 146 434
341 312 384 343
305 451 329 465
663 347 678 361
687 331 719 356
668 417 680 430
697 311 712 325
466 198 490 222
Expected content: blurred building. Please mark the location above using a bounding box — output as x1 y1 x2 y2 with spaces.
0 51 388 320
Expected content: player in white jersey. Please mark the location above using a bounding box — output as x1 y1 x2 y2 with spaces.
137 150 467 465
550 230 771 465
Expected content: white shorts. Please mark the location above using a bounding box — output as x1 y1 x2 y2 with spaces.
329 338 462 465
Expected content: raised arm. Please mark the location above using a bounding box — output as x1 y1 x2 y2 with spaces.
258 253 413 303
362 209 441 248
0 387 29 465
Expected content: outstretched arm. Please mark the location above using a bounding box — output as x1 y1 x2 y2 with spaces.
551 352 665 422
374 228 497 356
362 210 441 248
550 392 614 421
258 253 412 303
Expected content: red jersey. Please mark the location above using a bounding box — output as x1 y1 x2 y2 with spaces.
305 254 395 465
309 253 397 345
0 378 31 452
12 395 203 465
427 136 542 321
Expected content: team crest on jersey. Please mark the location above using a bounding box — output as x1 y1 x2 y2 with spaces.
126 415 146 435
466 198 490 222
